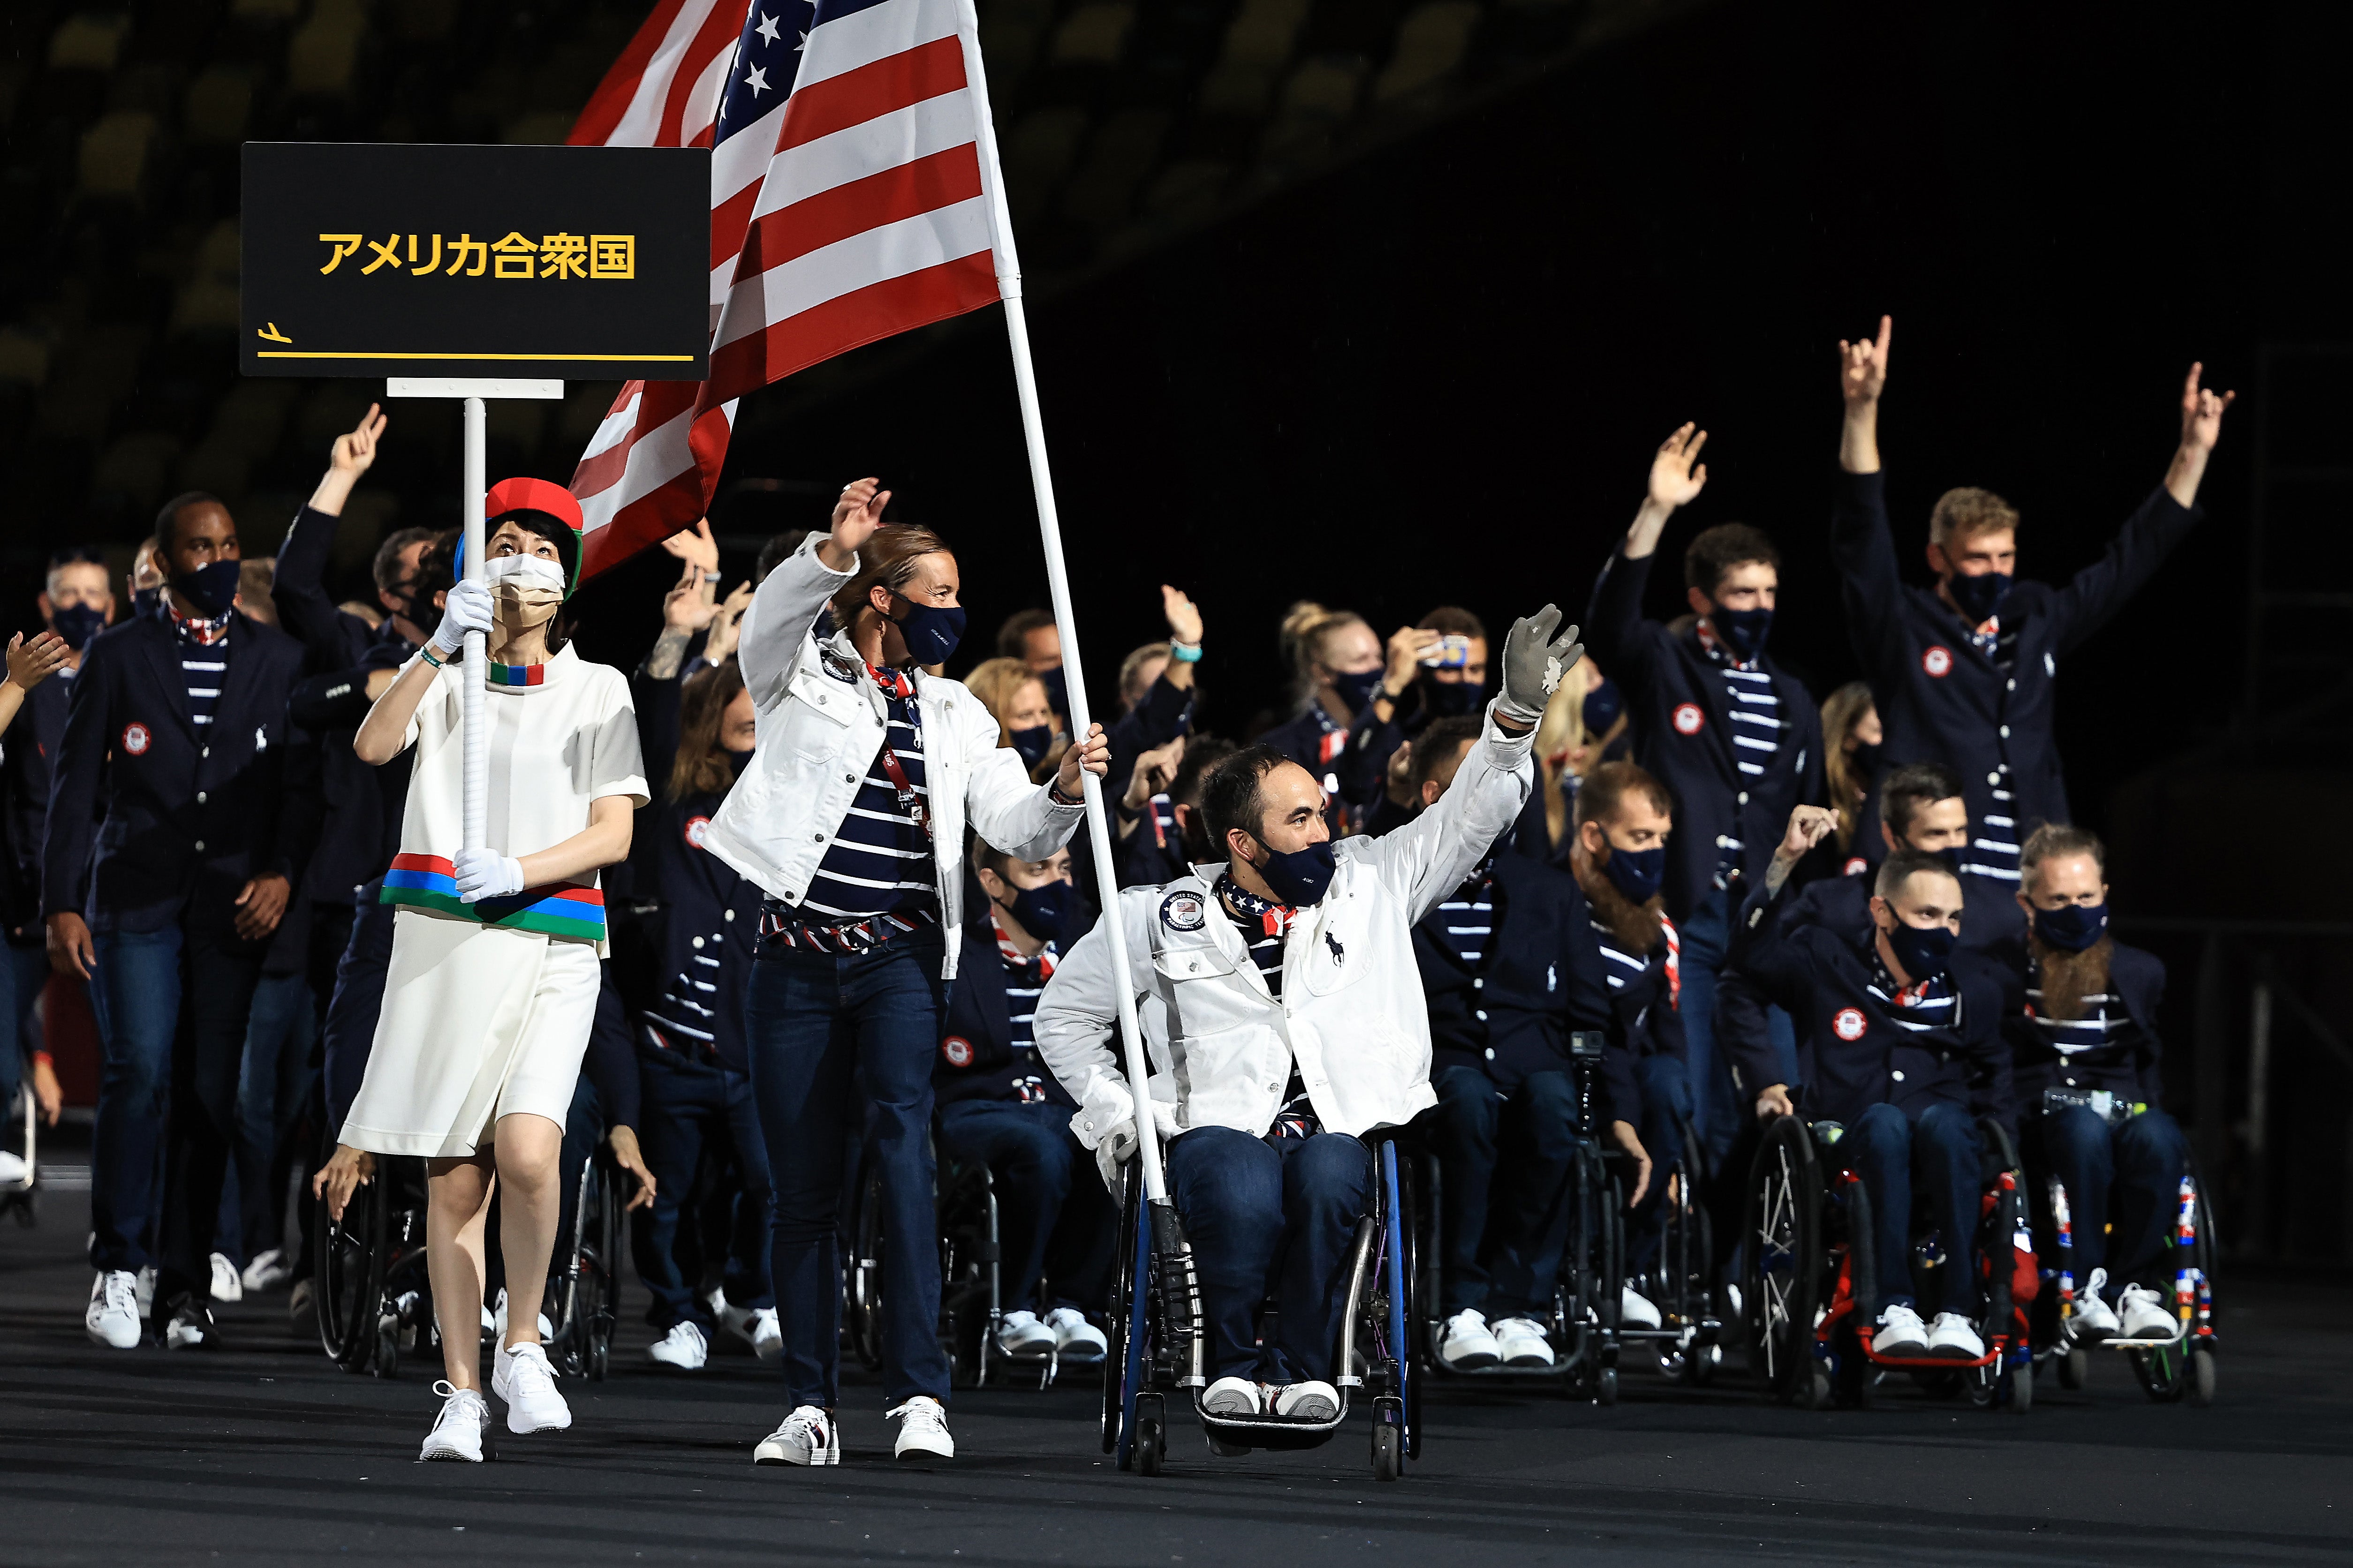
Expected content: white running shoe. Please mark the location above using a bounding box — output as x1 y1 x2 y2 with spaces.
2118 1282 2178 1340
2070 1268 2119 1344
421 1381 492 1462
1437 1309 1502 1370
1272 1380 1340 1421
1201 1375 1261 1417
135 1266 156 1318
163 1299 217 1350
242 1248 293 1294
648 1321 709 1371
1491 1316 1556 1368
887 1395 954 1461
1927 1312 1984 1360
1873 1302 1929 1357
492 1342 572 1434
1044 1306 1107 1364
994 1308 1056 1357
754 1405 841 1466
86 1271 142 1349
1620 1284 1663 1330
750 1308 782 1362
0 1149 28 1184
209 1252 244 1304
491 1288 553 1344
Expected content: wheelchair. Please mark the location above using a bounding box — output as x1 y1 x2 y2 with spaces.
1103 1132 1421 1482
1617 1112 1730 1386
313 1126 433 1378
545 1144 626 1381
2 1083 38 1228
1742 1109 2030 1411
845 1126 1064 1389
2029 1156 2219 1406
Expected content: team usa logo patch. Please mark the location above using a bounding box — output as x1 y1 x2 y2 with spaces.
121 722 151 756
1922 645 1954 678
1672 702 1705 736
1159 890 1206 932
684 815 712 851
940 1035 974 1068
1843 857 1869 878
1832 1007 1868 1041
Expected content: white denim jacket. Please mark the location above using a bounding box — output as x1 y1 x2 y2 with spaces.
1032 703 1536 1143
703 534 1084 980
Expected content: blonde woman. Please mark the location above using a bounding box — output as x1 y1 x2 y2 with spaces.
1819 680 1882 858
964 655 1060 782
1522 655 1628 862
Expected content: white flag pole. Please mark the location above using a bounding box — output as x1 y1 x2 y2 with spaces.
957 5 1167 1208
461 395 488 855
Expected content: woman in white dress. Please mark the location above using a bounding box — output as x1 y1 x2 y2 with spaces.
318 477 647 1462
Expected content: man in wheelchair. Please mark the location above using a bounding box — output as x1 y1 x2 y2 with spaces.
1036 607 1570 1425
1994 822 2185 1345
1730 807 2016 1361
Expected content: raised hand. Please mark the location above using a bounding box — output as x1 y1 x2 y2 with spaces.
1382 624 1441 700
1839 314 1891 404
1159 584 1203 646
1498 605 1584 728
5 630 72 691
331 402 387 475
1053 722 1112 800
1648 423 1710 511
2178 362 2236 455
704 580 753 663
660 517 721 577
819 476 890 570
661 555 719 633
1122 734 1185 814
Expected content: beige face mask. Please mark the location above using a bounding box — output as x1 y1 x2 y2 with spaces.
487 554 566 629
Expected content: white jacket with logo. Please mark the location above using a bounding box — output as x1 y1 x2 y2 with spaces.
703 534 1084 980
1033 705 1535 1144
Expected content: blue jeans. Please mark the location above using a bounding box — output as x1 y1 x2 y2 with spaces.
1427 1067 1582 1318
215 971 315 1266
1626 1053 1693 1273
2028 1106 2188 1288
747 926 949 1409
632 1047 775 1331
1165 1126 1370 1383
321 893 396 1135
1838 1101 1982 1316
87 927 184 1274
936 1096 1115 1315
1681 888 1796 1166
0 939 50 1117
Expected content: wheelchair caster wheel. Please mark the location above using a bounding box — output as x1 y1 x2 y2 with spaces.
1371 1421 1402 1482
1136 1414 1164 1476
2058 1347 2087 1390
1595 1366 1617 1406
1795 1366 1831 1410
2188 1347 2216 1408
373 1314 401 1380
2009 1361 2033 1414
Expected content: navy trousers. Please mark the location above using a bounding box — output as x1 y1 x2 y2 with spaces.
1427 1066 1584 1319
935 1096 1115 1315
632 1047 775 1331
1837 1101 1982 1316
2028 1105 2189 1288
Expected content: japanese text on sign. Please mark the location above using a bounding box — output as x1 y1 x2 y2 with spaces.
316 233 636 279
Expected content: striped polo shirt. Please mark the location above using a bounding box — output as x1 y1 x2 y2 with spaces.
1701 620 1780 886
1966 759 2023 883
798 659 937 923
166 603 230 728
1867 951 1958 1032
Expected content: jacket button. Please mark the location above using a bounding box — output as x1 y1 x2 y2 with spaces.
1987 771 2002 785
814 833 825 842
2007 679 2017 692
200 746 210 758
1737 791 1749 805
692 936 704 949
1999 724 2010 738
195 791 207 804
711 932 723 943
1475 1010 1488 1021
1473 978 1483 988
1484 1048 1495 1060
724 908 735 921
845 774 856 783
1890 1070 1905 1082
194 840 205 852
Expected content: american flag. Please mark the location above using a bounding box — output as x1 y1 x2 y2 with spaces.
567 0 1009 577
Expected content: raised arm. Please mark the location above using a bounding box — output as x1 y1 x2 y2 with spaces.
1727 805 1839 1120
1829 316 1910 686
1584 429 1702 689
1624 422 1709 560
737 480 881 709
352 580 490 765
1838 315 1890 475
2163 362 2235 510
276 404 388 659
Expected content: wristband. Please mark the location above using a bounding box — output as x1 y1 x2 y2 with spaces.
418 645 446 669
1169 640 1202 663
1049 780 1083 807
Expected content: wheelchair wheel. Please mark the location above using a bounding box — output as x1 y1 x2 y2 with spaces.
1135 1393 1165 1476
848 1151 887 1373
1103 1165 1137 1455
589 1155 623 1381
2128 1168 2219 1407
317 1133 386 1375
2057 1346 2088 1390
2009 1358 2033 1413
1743 1116 1822 1403
1371 1418 1402 1482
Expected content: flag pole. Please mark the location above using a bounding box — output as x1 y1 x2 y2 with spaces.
957 6 1167 1208
462 395 488 855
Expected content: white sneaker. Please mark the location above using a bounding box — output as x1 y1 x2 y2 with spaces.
1044 1306 1107 1364
1491 1315 1556 1368
492 1342 572 1434
2118 1282 2178 1341
887 1395 954 1461
1724 1281 1742 1319
86 1271 143 1349
2069 1267 2118 1344
1437 1308 1502 1370
492 1288 554 1344
754 1405 840 1466
1873 1303 1929 1357
242 1248 293 1294
750 1307 782 1361
1272 1380 1340 1421
135 1266 156 1318
1201 1375 1261 1417
1620 1283 1663 1330
1927 1312 1984 1360
648 1321 709 1371
209 1252 244 1304
994 1307 1056 1357
163 1299 217 1350
421 1381 492 1462
0 1149 28 1184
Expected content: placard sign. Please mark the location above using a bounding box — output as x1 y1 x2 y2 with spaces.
240 142 711 380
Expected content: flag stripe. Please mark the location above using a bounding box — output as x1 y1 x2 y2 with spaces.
708 252 999 403
776 34 966 156
796 0 961 92
739 143 982 276
567 0 710 148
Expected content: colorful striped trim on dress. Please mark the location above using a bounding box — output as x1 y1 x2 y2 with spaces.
487 662 547 690
379 853 605 942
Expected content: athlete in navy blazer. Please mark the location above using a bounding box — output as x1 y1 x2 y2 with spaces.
1828 317 2234 878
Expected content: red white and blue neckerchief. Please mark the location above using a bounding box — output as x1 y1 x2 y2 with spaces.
870 663 915 700
1217 874 1299 938
1310 703 1347 766
1965 614 2002 660
1696 617 1759 672
166 599 230 647
988 903 1057 981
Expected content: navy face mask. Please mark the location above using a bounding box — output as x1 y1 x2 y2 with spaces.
889 596 965 665
1008 724 1054 771
1252 837 1338 906
1713 606 1774 661
1881 917 1956 984
1934 845 1965 876
1039 664 1070 721
1582 677 1624 735
51 603 107 651
1947 570 2012 626
2034 901 2108 953
132 584 163 621
1420 675 1483 719
171 558 243 619
1602 842 1665 905
1331 667 1385 714
1849 739 1883 778
1003 877 1078 941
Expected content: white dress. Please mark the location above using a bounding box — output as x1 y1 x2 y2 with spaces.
339 644 648 1158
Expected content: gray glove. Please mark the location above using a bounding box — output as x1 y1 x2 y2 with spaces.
1497 603 1585 726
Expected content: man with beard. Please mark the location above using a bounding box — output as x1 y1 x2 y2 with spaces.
1729 811 2014 1361
1995 822 2185 1344
1585 425 1823 1167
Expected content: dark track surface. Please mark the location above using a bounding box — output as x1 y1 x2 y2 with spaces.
4 1181 2349 1567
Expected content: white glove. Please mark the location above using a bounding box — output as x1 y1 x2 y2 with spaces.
1095 1120 1139 1197
1497 603 1586 726
431 579 495 656
454 848 526 904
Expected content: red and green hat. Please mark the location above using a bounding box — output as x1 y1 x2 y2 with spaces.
470 476 587 599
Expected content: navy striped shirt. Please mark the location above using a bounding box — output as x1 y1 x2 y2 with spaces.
1702 622 1779 886
1217 875 1316 1136
1868 951 1958 1033
1967 759 2022 883
802 689 936 921
2025 962 2124 1057
167 608 230 729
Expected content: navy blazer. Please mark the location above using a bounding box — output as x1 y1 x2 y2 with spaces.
1416 851 1594 1094
1990 935 2166 1106
936 899 1095 1108
43 612 306 935
1 673 73 938
1583 549 1825 922
1728 878 2016 1133
1831 469 2200 863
